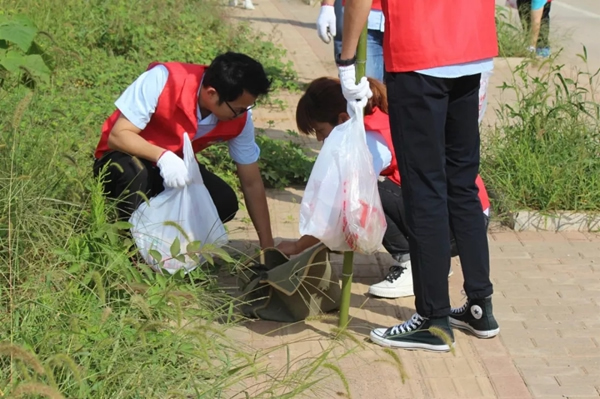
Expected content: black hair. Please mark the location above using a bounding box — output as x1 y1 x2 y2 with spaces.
203 52 272 103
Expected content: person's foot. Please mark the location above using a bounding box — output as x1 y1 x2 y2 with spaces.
449 296 500 338
536 47 551 58
370 313 455 352
368 256 413 298
243 0 255 9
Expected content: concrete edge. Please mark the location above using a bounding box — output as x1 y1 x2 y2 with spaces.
509 210 600 232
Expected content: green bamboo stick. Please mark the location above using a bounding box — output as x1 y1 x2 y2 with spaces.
338 24 368 329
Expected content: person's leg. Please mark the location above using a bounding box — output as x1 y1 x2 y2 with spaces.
445 74 492 299
378 179 410 257
445 73 499 338
333 0 344 60
369 71 454 352
93 151 164 221
369 179 414 298
387 72 452 319
365 30 385 82
516 0 532 33
198 163 239 223
537 1 551 51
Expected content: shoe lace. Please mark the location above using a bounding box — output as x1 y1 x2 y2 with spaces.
385 265 406 283
452 293 470 315
388 313 425 335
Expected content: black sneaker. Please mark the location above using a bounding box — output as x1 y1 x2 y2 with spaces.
370 313 455 352
449 296 500 338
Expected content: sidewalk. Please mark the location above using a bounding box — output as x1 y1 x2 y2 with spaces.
226 2 600 397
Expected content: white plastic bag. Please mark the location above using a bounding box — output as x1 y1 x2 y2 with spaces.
505 0 518 9
129 134 228 274
299 102 386 254
478 70 493 124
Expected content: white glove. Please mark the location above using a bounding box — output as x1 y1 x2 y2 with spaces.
338 64 373 103
316 5 336 43
156 151 190 189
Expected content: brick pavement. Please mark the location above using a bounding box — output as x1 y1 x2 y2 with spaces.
224 2 600 398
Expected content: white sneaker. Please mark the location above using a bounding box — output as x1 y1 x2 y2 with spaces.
368 260 414 298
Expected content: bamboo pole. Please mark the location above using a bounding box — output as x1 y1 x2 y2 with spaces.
338 24 368 329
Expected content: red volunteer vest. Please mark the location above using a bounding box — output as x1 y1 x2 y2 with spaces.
364 108 491 211
94 62 247 159
380 0 498 72
342 0 381 11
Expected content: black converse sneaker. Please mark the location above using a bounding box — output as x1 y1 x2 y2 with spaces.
449 296 500 338
370 313 455 352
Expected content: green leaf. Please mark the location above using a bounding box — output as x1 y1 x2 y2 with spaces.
0 15 37 52
112 221 133 230
175 254 186 263
0 49 25 73
21 54 51 82
170 236 180 258
186 240 202 253
149 249 163 264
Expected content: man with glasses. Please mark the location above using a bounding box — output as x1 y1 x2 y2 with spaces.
93 52 275 249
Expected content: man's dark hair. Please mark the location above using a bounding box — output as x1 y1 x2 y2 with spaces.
203 52 272 103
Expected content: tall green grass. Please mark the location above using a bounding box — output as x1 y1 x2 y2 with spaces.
0 0 355 396
482 49 600 214
496 5 531 58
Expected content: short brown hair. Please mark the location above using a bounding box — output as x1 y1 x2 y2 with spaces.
295 76 388 135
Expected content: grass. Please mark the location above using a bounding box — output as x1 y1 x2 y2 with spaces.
496 5 531 58
482 48 600 215
0 0 353 396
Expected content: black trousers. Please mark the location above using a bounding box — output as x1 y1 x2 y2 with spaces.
385 71 493 318
93 151 239 223
378 178 489 261
517 0 552 48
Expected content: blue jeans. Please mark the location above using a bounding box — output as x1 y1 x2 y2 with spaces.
333 0 384 81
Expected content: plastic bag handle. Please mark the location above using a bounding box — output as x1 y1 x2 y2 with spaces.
347 100 366 143
183 133 204 184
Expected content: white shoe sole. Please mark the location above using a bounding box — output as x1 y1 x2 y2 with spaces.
449 318 500 338
369 331 453 352
368 285 414 299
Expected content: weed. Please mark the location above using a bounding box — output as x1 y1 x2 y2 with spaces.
0 0 348 397
482 48 600 214
496 5 531 58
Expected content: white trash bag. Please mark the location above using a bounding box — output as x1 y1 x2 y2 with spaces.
478 70 493 124
129 134 228 274
299 101 386 254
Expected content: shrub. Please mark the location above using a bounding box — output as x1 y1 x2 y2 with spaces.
482 49 600 214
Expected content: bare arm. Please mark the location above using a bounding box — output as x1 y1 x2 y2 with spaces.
340 0 373 60
277 235 320 256
529 8 544 48
237 162 274 248
107 115 165 162
321 0 334 5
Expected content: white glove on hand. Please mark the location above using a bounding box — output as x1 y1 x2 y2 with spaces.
338 64 373 103
316 5 336 43
157 151 190 189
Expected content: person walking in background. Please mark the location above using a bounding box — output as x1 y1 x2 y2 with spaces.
337 0 500 352
316 0 385 81
517 0 552 57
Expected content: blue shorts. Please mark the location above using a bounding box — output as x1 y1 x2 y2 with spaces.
531 0 548 10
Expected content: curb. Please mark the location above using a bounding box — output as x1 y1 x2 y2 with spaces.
507 210 600 232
